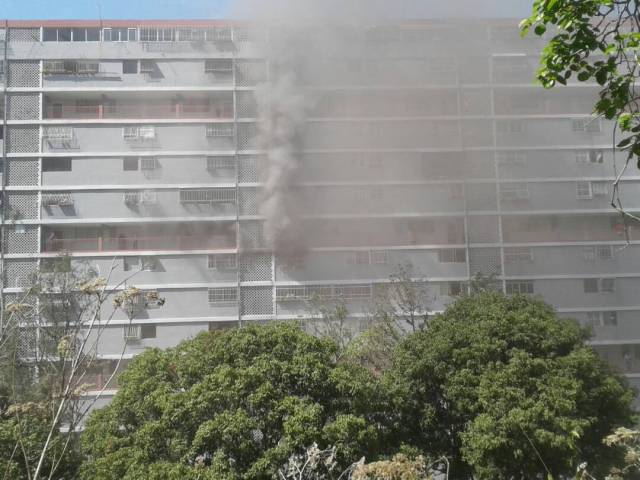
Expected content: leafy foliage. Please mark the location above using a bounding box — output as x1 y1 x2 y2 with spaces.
522 0 640 166
80 323 386 479
386 292 635 479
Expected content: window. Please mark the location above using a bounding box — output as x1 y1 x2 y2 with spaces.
277 286 307 301
77 61 99 74
576 181 593 200
572 118 602 133
500 183 530 200
43 127 73 140
583 278 599 293
122 60 138 74
597 245 614 260
140 324 157 338
601 278 615 293
42 157 72 172
592 181 609 197
506 281 534 295
140 257 160 271
43 60 66 74
584 278 615 293
206 124 235 137
140 60 155 73
438 248 466 263
207 156 236 170
575 150 604 164
504 247 533 263
123 257 139 271
582 246 596 262
123 157 139 171
496 120 525 134
104 28 136 42
370 250 388 264
205 59 233 73
43 28 57 41
449 184 464 199
140 27 175 42
335 284 372 300
348 250 388 265
123 324 141 340
440 281 463 296
208 287 237 304
208 254 237 270
123 126 155 140
58 28 72 42
497 151 526 165
180 188 236 204
41 257 72 273
586 311 618 327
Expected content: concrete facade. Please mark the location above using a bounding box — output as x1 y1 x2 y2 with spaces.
2 20 640 400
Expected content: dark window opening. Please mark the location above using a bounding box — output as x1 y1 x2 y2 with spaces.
72 28 86 42
42 157 72 172
58 28 71 42
122 60 138 74
43 28 58 41
140 324 156 339
123 157 139 171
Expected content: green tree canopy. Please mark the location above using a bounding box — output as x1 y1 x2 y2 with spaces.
386 292 636 479
522 0 640 168
80 323 386 480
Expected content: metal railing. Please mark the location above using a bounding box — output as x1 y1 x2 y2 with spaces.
44 234 236 253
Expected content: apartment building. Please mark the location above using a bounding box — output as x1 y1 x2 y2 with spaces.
1 19 639 408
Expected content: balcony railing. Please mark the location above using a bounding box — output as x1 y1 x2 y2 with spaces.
44 234 236 253
43 103 234 120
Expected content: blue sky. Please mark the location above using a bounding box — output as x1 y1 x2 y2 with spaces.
0 0 532 20
0 0 231 19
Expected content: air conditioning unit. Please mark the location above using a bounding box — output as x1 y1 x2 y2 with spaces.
140 157 158 171
124 192 141 206
140 190 157 204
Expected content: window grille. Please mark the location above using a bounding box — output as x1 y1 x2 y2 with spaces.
500 183 529 200
206 124 235 137
572 118 602 133
123 324 141 340
76 61 99 74
370 250 388 264
207 156 235 170
597 245 614 260
140 60 155 73
335 285 371 299
42 60 66 74
353 251 370 265
276 286 307 301
437 248 466 263
206 27 233 42
440 281 463 296
140 157 158 170
504 247 533 263
205 59 233 73
496 120 525 133
586 311 618 327
208 287 237 304
123 256 139 271
140 27 175 42
576 181 592 200
575 150 604 164
592 181 609 197
208 254 237 270
123 126 156 140
497 151 526 165
505 280 534 295
582 246 596 262
43 127 73 140
41 193 73 206
177 28 206 42
180 188 236 204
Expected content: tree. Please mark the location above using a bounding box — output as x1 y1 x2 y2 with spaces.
79 323 387 479
385 292 636 479
522 0 640 222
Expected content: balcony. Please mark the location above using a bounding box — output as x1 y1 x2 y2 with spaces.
43 224 236 253
43 93 234 121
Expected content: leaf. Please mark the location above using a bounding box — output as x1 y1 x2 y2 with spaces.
535 24 547 36
595 69 608 85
